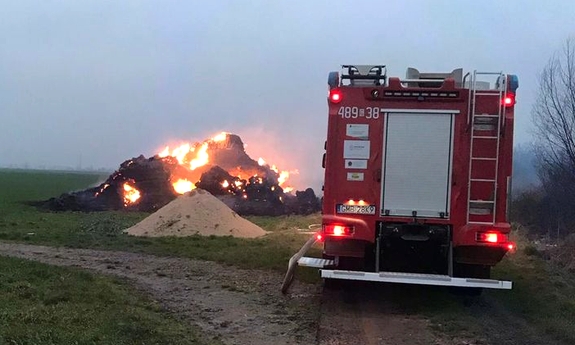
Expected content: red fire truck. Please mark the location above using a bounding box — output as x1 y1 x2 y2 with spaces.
284 65 518 293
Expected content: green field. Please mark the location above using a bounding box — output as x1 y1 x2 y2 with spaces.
2 169 575 344
0 255 217 345
0 169 317 272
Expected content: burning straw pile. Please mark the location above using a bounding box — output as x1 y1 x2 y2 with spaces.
39 133 320 216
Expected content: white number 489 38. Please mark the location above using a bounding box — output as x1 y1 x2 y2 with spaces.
338 106 380 119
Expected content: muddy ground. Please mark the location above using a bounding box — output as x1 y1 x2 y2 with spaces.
0 243 562 345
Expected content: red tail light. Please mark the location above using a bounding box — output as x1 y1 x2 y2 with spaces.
476 231 508 243
323 224 354 237
476 231 515 251
502 93 516 107
328 89 343 104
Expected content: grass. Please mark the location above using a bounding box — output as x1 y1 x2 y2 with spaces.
413 228 575 344
0 169 318 343
486 229 575 344
0 169 319 273
5 170 575 343
0 255 218 345
244 214 321 233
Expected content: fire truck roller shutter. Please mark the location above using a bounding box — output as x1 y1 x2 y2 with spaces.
381 111 455 218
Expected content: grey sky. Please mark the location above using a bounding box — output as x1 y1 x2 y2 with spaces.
1 0 574 190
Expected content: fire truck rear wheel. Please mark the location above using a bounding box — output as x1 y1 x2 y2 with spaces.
323 278 342 290
455 263 491 279
323 256 363 291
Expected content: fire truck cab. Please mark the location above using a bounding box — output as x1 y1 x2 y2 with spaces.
289 65 518 292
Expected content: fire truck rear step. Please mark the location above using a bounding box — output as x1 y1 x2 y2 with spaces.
473 115 499 130
469 221 498 225
321 270 512 289
474 114 500 117
297 256 334 268
472 135 498 139
474 92 502 96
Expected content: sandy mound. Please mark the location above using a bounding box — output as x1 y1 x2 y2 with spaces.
123 189 267 238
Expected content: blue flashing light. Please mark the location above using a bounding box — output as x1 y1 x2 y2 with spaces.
509 75 519 92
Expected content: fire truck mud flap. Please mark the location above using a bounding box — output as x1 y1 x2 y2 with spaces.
320 270 512 289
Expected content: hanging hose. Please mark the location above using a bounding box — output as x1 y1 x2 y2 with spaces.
281 233 318 294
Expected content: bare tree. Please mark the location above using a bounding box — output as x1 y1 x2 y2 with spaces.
533 38 575 176
532 38 575 237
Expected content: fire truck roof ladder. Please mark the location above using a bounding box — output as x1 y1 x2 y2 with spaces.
341 65 387 86
405 67 463 87
467 71 507 225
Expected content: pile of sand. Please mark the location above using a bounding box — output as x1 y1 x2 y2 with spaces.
123 189 267 238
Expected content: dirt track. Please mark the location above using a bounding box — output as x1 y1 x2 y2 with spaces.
0 243 562 345
317 286 446 345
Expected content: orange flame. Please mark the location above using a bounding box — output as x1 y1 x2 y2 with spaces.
212 132 228 142
173 144 192 165
259 158 295 193
173 179 195 194
157 132 297 201
160 133 225 179
160 144 191 165
278 171 289 185
190 142 209 170
158 146 170 158
123 182 141 205
94 183 110 197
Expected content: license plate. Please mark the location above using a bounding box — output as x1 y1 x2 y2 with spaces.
336 204 376 215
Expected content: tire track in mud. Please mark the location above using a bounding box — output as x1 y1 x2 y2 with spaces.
315 280 568 345
1 243 559 345
0 243 449 344
0 243 320 345
316 282 449 345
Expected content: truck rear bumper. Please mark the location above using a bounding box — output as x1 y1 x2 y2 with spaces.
297 256 512 290
321 269 512 289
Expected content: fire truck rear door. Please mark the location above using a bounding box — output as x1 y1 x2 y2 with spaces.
381 111 456 218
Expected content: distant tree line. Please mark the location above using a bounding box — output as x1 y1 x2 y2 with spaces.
511 38 575 240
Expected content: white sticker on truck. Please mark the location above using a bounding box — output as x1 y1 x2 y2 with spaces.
346 124 369 139
343 140 370 159
345 159 368 169
347 172 364 181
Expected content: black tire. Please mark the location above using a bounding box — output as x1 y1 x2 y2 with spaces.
450 286 483 296
451 263 491 296
455 263 491 279
337 256 365 271
323 278 342 290
323 256 363 291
